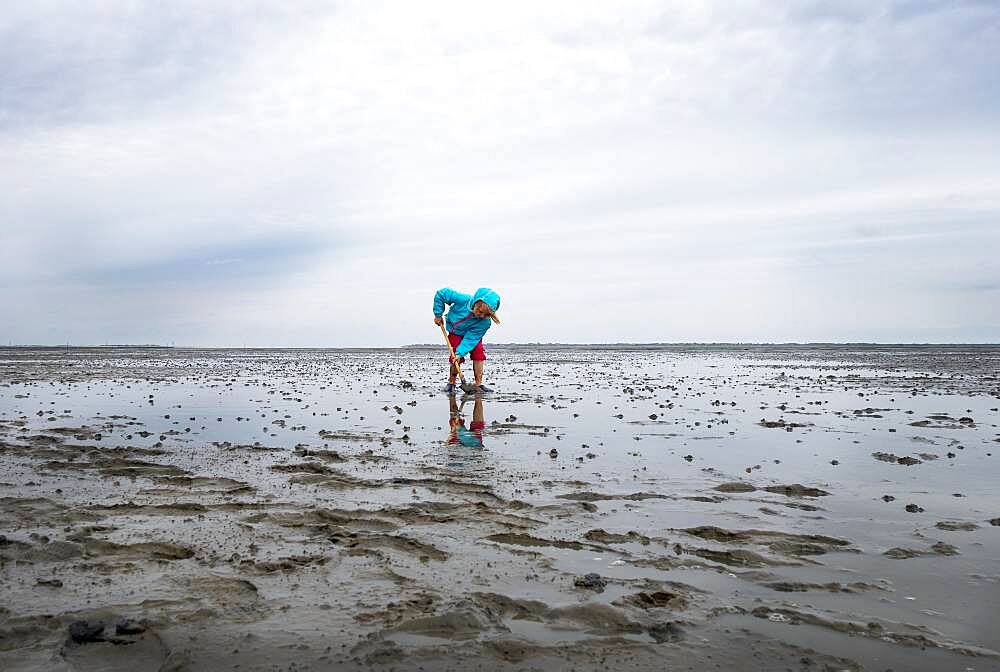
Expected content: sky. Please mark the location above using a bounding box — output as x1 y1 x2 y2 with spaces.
2 0 999 346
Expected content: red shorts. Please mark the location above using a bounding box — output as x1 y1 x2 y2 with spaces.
449 333 486 361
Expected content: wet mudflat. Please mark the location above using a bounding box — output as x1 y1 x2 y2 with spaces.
1 344 998 672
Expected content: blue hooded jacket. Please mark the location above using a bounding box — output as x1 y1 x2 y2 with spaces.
433 287 501 357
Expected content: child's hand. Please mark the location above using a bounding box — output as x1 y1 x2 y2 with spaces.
451 353 465 364
434 316 444 326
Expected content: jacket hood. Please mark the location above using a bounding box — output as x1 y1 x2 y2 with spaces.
471 287 501 312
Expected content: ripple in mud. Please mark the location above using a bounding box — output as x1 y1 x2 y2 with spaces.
883 542 960 559
680 526 852 557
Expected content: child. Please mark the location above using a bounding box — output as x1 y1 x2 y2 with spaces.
433 287 501 394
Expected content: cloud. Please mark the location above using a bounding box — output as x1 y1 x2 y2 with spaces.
69 233 333 289
1 1 998 345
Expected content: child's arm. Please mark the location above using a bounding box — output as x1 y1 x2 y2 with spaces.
433 287 460 317
433 288 472 317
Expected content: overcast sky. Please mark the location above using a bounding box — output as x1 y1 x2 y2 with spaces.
2 1 998 346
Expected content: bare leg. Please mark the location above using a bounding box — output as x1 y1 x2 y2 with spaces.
449 362 457 384
473 395 484 424
473 360 484 386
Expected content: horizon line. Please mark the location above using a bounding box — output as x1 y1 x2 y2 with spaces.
2 341 999 349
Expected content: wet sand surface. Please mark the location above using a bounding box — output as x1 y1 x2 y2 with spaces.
1 344 998 671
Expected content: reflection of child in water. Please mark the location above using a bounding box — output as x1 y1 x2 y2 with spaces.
448 395 485 448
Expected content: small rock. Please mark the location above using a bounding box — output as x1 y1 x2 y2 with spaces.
114 617 147 636
548 448 558 458
905 504 924 513
573 573 607 592
882 495 896 502
648 621 684 643
68 620 106 644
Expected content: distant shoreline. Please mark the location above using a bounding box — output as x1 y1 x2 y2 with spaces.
1 342 998 350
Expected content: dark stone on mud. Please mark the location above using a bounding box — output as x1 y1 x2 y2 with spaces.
647 621 684 643
882 495 895 502
114 617 147 635
905 504 924 513
989 518 1000 526
573 573 607 592
68 619 106 644
548 448 558 458
36 578 63 587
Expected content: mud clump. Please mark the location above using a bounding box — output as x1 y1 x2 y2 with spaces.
884 542 958 559
758 419 808 430
687 547 788 568
114 618 147 636
935 521 978 531
765 581 879 593
72 536 195 561
714 482 756 493
389 610 486 641
583 529 650 545
615 591 688 610
485 533 599 551
573 573 607 592
680 526 850 557
873 452 922 465
356 593 438 626
328 530 449 561
555 491 668 502
293 447 346 462
67 620 106 644
271 461 337 475
241 554 331 574
763 484 831 498
647 621 685 643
